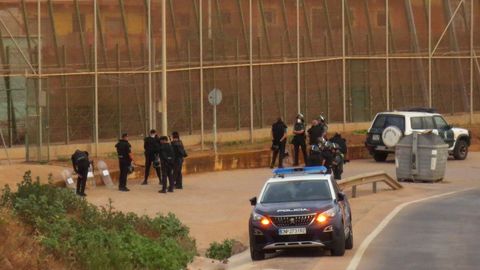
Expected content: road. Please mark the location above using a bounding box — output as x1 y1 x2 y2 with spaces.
357 189 480 270
228 153 480 270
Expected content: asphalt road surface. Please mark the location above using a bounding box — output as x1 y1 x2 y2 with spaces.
357 189 480 270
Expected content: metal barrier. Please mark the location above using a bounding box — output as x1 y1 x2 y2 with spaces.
338 171 403 198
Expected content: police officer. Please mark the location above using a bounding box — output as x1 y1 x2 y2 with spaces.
321 141 334 174
307 138 323 166
307 119 323 148
115 133 133 192
171 131 187 189
142 129 161 185
158 136 175 193
270 117 287 168
331 143 345 180
318 114 328 139
71 149 90 196
292 113 308 166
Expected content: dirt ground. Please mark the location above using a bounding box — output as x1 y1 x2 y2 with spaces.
0 164 67 190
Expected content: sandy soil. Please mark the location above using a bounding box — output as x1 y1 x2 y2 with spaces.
0 163 67 190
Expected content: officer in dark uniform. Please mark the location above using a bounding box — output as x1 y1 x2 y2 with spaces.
115 133 133 192
307 142 322 166
171 131 187 189
71 149 90 197
292 113 308 166
270 117 287 168
142 129 161 185
308 119 324 149
158 136 175 193
331 143 345 180
321 141 334 174
318 114 328 139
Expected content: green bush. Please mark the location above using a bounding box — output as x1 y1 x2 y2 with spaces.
206 239 235 260
0 171 197 269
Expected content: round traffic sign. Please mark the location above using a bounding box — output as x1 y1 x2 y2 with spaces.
208 88 222 106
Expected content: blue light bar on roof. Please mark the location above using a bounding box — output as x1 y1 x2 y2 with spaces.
273 166 327 175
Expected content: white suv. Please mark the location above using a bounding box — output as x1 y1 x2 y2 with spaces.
365 109 471 162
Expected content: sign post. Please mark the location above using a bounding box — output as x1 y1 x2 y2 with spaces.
0 127 11 164
208 88 222 154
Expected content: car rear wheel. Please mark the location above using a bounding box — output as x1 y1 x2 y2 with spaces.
373 151 388 162
330 228 346 256
345 225 353 250
453 140 468 160
250 245 265 261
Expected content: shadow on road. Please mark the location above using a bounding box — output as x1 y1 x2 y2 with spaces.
264 248 330 260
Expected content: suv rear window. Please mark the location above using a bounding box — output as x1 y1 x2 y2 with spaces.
372 114 405 131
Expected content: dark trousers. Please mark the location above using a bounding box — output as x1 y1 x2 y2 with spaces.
333 166 343 180
161 161 174 191
119 158 130 189
144 154 161 183
76 165 88 195
308 153 322 166
293 142 308 166
173 158 184 188
271 141 286 168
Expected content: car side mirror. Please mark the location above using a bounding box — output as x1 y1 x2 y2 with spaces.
250 197 257 206
337 192 345 201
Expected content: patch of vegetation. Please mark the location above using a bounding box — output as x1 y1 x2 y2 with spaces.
106 152 119 159
205 239 235 260
56 155 71 162
0 171 196 270
352 129 368 135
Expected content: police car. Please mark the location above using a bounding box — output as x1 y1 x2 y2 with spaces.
248 167 353 260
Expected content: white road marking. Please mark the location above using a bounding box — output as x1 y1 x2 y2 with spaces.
346 188 475 270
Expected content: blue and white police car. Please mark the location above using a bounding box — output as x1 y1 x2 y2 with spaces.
248 166 353 260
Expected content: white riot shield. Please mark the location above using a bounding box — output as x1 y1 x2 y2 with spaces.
96 160 114 188
61 169 76 190
87 163 96 188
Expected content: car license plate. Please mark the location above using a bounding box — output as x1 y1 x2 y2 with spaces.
376 145 386 150
372 134 380 141
278 227 307 236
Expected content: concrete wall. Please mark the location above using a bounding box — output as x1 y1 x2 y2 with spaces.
1 112 478 162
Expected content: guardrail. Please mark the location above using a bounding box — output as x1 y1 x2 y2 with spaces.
338 171 403 198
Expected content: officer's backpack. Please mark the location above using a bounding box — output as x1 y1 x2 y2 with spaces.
330 133 347 155
73 150 88 165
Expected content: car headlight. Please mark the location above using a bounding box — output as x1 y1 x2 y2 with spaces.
316 208 336 223
252 212 271 226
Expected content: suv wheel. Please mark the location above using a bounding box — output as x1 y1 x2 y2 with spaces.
330 228 346 256
345 225 353 250
250 245 265 261
453 140 468 160
373 151 388 162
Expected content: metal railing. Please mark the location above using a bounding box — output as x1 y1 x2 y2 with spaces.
338 171 402 198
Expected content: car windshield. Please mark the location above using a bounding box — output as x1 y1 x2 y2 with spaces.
261 180 332 203
372 114 405 131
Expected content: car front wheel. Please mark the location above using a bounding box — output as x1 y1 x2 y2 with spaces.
345 225 353 250
250 246 265 260
453 140 468 160
330 228 346 256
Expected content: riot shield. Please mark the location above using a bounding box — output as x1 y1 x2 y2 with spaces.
96 160 114 188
